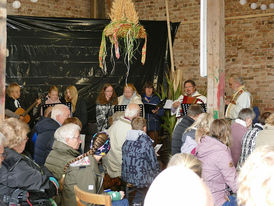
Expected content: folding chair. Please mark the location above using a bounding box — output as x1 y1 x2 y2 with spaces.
74 185 112 206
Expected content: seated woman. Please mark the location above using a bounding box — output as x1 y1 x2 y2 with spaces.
45 85 61 104
64 85 88 134
45 124 128 206
96 83 118 132
180 113 214 154
118 83 142 106
142 82 164 145
196 119 237 206
0 118 58 206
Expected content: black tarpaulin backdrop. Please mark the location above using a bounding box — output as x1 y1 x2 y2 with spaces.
6 16 179 122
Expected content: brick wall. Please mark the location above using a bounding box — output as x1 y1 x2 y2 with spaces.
6 0 274 112
7 0 91 18
105 0 274 112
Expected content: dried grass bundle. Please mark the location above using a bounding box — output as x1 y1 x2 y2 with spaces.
109 0 139 24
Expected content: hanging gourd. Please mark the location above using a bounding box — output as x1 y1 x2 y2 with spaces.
99 0 147 76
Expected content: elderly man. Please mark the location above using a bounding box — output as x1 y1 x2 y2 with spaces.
103 103 140 178
231 108 255 167
171 80 206 121
34 104 70 166
225 75 252 119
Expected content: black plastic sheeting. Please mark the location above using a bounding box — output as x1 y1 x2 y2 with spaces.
6 16 179 122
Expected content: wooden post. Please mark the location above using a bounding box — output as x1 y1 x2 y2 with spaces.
207 0 225 118
165 0 175 74
0 0 7 120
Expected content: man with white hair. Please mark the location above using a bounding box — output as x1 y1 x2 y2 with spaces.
34 104 70 166
103 103 140 178
225 74 252 119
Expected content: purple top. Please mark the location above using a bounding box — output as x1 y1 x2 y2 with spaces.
196 135 237 206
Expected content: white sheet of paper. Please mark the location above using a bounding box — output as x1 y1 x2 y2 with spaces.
154 144 163 156
163 99 173 109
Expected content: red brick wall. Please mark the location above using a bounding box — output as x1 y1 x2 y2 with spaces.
7 0 91 18
105 0 274 113
6 0 274 112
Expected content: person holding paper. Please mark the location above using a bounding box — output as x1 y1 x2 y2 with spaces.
142 82 164 145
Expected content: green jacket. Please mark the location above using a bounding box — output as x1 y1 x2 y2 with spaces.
45 141 103 206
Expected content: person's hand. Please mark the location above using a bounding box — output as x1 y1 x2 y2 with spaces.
119 191 125 199
19 115 25 121
152 107 159 114
172 101 180 109
36 98 42 107
225 99 230 105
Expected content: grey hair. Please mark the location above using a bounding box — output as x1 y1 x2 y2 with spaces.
0 132 6 146
54 123 80 145
238 108 255 121
125 103 140 119
230 74 244 85
51 104 69 121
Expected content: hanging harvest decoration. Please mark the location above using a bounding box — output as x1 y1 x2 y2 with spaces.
99 0 147 74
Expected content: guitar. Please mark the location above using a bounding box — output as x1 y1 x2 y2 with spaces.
15 98 41 123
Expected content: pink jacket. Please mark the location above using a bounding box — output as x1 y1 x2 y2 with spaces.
196 136 237 206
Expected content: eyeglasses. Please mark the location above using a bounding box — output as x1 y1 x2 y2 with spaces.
0 151 7 159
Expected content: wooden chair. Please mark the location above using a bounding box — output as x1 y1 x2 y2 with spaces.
74 185 112 206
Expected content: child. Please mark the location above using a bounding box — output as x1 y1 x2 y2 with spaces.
5 82 22 112
122 117 160 205
45 85 61 104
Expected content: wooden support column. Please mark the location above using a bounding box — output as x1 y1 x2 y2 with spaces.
90 0 106 18
207 0 225 118
0 0 7 120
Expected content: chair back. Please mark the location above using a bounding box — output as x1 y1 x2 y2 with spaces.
74 185 112 206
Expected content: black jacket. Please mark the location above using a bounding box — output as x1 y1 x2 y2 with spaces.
34 118 60 166
5 96 22 112
73 98 88 134
171 115 195 155
0 148 57 205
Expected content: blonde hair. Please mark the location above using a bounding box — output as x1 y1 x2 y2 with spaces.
131 117 146 130
209 119 231 147
185 113 214 143
237 146 274 206
6 82 20 97
167 153 202 177
265 113 274 126
124 83 137 93
65 85 78 113
0 118 29 149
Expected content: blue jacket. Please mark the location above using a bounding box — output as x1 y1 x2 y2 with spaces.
34 117 60 166
142 94 164 131
122 130 160 188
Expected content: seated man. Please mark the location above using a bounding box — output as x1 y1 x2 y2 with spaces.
103 103 140 178
122 117 160 205
171 104 204 155
231 108 255 167
34 104 70 165
171 80 206 121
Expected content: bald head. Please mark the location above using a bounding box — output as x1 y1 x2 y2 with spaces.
144 166 214 206
125 103 140 120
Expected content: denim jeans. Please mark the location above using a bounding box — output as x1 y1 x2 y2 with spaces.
132 187 148 206
222 195 237 206
112 198 129 206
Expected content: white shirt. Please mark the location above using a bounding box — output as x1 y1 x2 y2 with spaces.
225 90 251 119
171 91 207 118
